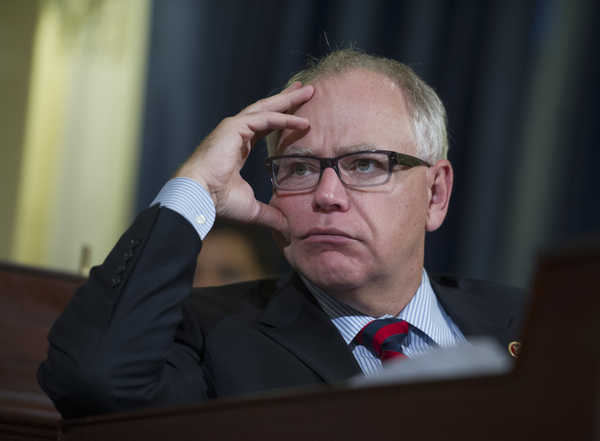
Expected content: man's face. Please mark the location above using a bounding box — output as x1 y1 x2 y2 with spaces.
270 70 440 301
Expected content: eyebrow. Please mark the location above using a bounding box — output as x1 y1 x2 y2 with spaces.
280 143 382 157
280 147 316 156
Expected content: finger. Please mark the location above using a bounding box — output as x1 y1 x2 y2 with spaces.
177 111 309 179
240 85 314 116
223 111 310 142
241 85 312 115
280 81 303 94
250 201 290 239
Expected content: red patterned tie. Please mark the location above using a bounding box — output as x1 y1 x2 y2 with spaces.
356 318 410 361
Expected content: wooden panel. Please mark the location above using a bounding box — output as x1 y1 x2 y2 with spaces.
0 261 85 439
0 261 84 396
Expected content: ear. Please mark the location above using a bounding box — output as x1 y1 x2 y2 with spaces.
425 159 453 232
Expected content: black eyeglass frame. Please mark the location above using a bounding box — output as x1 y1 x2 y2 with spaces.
265 149 431 191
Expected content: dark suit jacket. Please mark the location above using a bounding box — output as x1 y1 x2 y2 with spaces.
38 205 525 419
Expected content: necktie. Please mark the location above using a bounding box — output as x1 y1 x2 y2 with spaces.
356 318 410 362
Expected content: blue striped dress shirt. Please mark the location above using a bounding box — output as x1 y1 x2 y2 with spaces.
302 272 468 376
151 177 216 240
153 177 468 376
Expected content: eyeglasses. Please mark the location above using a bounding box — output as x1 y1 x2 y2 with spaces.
265 150 431 191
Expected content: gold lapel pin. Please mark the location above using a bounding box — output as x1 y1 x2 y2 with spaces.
508 341 522 359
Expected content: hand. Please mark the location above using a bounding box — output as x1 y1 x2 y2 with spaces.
175 82 314 239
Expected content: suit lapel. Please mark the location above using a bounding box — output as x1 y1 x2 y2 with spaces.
254 273 521 381
258 273 362 383
430 275 520 347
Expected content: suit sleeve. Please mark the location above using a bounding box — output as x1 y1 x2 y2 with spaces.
38 205 210 418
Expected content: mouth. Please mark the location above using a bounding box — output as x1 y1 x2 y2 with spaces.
300 228 355 244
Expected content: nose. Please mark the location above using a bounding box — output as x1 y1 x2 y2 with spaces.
312 167 350 212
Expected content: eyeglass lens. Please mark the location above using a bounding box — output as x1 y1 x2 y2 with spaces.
272 152 391 190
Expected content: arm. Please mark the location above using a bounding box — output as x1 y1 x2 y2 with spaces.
38 83 314 418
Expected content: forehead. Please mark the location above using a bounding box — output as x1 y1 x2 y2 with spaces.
277 70 416 156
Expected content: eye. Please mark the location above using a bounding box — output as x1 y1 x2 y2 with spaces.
348 156 386 173
274 157 320 184
292 163 309 176
357 158 373 172
286 159 319 177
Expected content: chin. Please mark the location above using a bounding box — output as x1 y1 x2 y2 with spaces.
288 250 369 293
307 275 365 295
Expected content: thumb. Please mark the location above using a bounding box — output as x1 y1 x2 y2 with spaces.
252 202 290 241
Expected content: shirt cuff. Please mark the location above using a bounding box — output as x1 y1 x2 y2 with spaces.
150 177 216 240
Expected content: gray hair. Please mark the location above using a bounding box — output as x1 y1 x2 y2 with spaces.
266 49 448 163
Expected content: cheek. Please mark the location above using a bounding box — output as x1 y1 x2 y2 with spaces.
362 182 429 245
269 193 312 252
268 192 285 211
269 193 312 226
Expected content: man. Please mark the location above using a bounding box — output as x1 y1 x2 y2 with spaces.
38 49 523 418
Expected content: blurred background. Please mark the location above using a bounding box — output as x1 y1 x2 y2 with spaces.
1 0 598 289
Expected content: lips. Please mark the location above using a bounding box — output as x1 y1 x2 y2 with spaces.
300 228 355 243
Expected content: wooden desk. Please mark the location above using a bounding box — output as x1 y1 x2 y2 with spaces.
0 262 85 440
57 236 600 440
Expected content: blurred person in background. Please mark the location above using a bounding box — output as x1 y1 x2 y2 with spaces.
193 221 280 287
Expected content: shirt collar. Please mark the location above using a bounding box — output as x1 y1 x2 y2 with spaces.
302 268 449 347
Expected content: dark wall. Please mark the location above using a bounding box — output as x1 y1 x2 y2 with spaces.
137 0 600 287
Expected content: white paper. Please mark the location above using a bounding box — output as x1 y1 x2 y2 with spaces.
349 336 515 388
